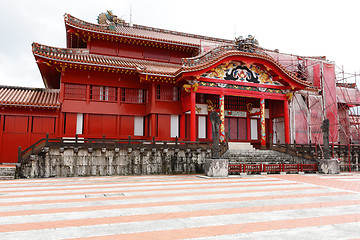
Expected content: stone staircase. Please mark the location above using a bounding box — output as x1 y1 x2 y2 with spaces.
228 142 255 151
223 143 311 164
0 165 17 180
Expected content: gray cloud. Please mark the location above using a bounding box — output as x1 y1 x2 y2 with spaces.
0 0 359 88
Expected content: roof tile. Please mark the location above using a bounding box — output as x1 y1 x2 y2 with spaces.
32 43 181 77
32 42 309 87
0 86 60 108
65 14 232 48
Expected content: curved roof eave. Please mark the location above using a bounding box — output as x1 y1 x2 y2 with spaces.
64 14 206 49
32 43 182 79
177 46 311 89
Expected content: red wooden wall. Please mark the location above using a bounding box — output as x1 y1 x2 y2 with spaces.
0 109 58 163
157 114 170 139
89 39 191 64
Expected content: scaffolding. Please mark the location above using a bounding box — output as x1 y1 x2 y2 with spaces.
264 49 360 145
335 67 360 143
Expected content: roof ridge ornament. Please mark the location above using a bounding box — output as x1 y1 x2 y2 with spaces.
97 10 125 30
235 35 259 53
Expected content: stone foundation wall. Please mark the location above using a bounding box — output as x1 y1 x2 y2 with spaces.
20 147 211 178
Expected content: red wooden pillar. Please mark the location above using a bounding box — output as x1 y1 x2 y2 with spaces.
59 82 65 103
150 83 156 106
117 87 121 104
284 99 290 144
0 115 4 162
246 110 251 141
27 116 33 148
207 113 212 140
190 89 196 142
150 114 157 138
180 114 185 140
269 104 273 144
86 85 90 104
83 113 89 136
260 97 266 149
149 83 157 138
58 81 65 137
116 115 121 136
58 112 64 136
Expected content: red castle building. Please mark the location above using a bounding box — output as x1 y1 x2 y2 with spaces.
0 11 359 163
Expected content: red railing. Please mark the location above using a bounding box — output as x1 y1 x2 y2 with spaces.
283 164 300 172
302 164 318 172
228 164 242 173
228 163 317 174
244 164 262 173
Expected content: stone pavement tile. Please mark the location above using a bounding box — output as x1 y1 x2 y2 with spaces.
68 213 360 240
0 183 310 201
271 174 360 193
1 199 360 233
0 174 360 240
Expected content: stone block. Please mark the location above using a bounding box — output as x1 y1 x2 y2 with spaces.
204 159 228 177
317 159 340 174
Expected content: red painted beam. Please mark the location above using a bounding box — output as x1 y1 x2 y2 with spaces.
196 86 287 101
190 89 196 141
284 100 290 144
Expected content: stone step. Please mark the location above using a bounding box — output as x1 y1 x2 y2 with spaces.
0 165 16 180
224 149 299 164
228 142 255 151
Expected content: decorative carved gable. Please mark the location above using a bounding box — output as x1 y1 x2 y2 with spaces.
201 61 283 86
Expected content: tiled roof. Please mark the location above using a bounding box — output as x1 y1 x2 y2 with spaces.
32 43 311 86
0 86 60 108
32 43 182 77
33 42 311 88
64 14 232 48
181 45 311 87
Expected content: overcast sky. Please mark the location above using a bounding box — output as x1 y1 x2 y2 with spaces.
0 0 359 88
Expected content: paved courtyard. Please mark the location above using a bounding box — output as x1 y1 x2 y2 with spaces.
0 173 360 239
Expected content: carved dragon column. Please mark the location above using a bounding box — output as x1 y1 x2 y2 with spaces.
260 97 266 149
219 94 225 142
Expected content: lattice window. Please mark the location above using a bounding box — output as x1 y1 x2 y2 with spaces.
202 94 219 108
225 96 247 110
197 93 206 104
64 84 86 100
156 85 180 101
90 86 117 101
121 88 146 103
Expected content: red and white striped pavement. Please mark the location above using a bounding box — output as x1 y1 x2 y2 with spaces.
1 174 360 239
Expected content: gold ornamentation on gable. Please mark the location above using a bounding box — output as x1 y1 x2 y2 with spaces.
286 92 294 101
250 65 274 84
207 100 215 112
202 61 282 86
